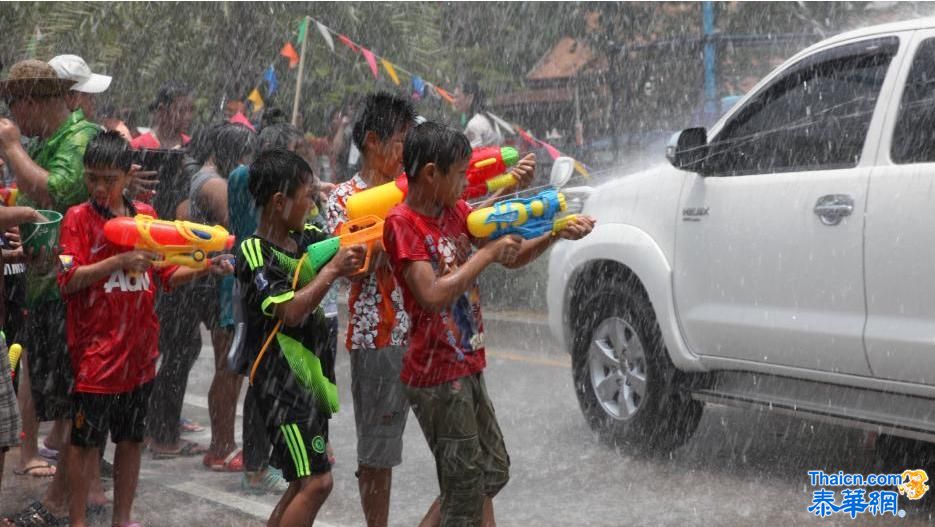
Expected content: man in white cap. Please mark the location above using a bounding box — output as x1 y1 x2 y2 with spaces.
49 54 112 122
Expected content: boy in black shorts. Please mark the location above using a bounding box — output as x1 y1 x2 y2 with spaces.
58 131 233 527
238 149 364 526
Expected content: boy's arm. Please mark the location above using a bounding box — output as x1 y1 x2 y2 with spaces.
398 236 521 312
166 255 234 288
199 177 229 227
273 244 365 327
0 206 47 232
482 215 596 270
61 250 155 295
0 119 51 207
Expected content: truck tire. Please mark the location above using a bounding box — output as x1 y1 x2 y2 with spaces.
572 276 702 454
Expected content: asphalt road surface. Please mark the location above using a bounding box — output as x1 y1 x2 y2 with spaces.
3 314 934 526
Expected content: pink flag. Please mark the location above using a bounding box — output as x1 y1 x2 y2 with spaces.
539 140 562 160
361 47 379 79
515 127 538 148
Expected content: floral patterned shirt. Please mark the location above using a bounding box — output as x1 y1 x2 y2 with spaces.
325 174 409 350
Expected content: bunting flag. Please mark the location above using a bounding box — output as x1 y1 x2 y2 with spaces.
337 34 359 53
247 88 264 110
573 160 591 178
411 75 425 97
381 58 400 85
435 86 455 105
296 18 308 46
361 47 379 79
315 20 334 52
280 42 299 68
263 65 278 95
539 140 562 161
515 127 538 148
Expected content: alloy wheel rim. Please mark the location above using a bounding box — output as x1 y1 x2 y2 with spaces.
588 316 648 420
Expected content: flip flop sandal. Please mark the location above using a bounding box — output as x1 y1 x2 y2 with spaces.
37 447 58 461
150 440 207 459
4 500 68 526
203 447 244 472
179 417 205 433
13 461 56 478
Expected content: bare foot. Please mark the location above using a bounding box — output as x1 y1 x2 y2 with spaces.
14 457 56 477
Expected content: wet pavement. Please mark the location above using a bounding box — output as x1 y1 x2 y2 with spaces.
2 312 935 526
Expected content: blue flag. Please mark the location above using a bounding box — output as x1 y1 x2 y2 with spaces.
264 65 278 96
411 75 425 97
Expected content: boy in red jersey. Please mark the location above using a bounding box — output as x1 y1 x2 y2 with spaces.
58 131 232 527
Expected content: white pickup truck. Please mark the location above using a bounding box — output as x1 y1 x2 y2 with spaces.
547 18 935 454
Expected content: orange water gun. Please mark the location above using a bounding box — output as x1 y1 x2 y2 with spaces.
345 147 521 220
104 215 235 269
306 215 384 276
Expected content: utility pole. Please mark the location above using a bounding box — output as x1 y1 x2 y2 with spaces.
291 15 311 127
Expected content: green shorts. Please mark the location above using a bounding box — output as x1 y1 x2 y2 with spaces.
405 373 510 527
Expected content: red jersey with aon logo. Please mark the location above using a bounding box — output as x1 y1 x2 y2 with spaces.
58 201 177 394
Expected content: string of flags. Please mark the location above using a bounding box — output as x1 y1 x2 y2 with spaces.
246 17 590 178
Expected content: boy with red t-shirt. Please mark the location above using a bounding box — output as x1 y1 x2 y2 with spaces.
382 122 594 525
58 131 232 527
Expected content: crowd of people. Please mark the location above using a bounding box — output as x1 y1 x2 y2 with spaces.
0 54 594 527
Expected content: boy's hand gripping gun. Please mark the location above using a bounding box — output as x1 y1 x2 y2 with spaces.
306 215 384 276
103 215 235 269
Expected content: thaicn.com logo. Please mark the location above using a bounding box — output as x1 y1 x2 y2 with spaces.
806 469 929 518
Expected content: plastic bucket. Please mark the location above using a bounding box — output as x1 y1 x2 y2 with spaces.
20 209 63 255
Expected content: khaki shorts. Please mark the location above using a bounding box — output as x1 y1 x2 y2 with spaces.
405 373 510 527
350 346 410 468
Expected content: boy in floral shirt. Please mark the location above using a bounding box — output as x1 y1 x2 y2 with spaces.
324 92 415 526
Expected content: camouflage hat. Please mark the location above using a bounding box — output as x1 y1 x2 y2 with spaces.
0 59 76 99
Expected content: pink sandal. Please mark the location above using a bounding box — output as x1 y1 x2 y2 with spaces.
203 447 244 472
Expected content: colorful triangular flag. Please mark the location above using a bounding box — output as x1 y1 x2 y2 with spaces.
263 65 278 96
315 20 334 53
381 58 400 85
411 75 425 97
280 42 299 69
247 88 264 111
515 126 538 148
361 47 379 79
539 140 562 161
296 18 308 46
573 160 591 178
338 34 359 53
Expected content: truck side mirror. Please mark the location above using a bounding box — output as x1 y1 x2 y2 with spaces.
666 127 708 172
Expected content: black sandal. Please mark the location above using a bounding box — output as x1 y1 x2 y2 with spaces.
3 500 68 526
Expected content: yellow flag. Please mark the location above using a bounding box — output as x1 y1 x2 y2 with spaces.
381 58 400 86
573 160 590 179
247 88 264 111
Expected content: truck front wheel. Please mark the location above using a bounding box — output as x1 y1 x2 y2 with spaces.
572 277 702 454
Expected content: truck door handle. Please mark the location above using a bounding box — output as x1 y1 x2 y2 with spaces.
814 194 854 226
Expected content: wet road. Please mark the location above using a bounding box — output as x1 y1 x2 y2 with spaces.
3 313 935 526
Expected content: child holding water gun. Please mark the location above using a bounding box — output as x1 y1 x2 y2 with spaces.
57 131 233 527
382 122 594 525
324 91 417 526
237 149 364 527
0 203 47 492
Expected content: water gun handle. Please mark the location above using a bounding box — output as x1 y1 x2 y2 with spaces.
8 343 22 381
486 173 518 193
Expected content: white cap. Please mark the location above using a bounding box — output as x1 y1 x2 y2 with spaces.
48 55 111 94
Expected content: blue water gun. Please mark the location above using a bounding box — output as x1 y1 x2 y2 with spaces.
466 189 577 240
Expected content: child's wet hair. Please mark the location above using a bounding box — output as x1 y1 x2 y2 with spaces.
83 130 134 172
248 148 314 208
149 80 191 112
403 121 472 182
352 92 416 152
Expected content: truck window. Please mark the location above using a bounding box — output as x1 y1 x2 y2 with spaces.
892 38 935 164
707 37 898 176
